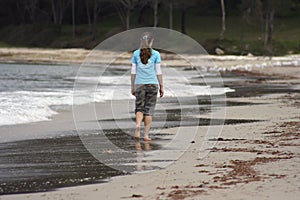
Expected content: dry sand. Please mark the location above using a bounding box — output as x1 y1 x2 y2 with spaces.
0 47 299 73
0 48 299 199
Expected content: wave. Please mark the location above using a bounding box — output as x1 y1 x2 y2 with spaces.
0 68 234 126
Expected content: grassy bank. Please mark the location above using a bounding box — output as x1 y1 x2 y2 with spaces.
0 14 299 56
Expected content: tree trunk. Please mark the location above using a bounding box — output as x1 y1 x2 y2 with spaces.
263 9 275 47
85 0 92 33
153 0 158 27
181 3 186 34
72 0 75 39
27 0 38 23
114 2 126 28
253 0 264 41
240 20 245 48
58 0 64 25
169 0 173 30
264 13 269 46
51 0 58 24
119 0 133 30
219 0 226 40
52 0 66 25
92 0 98 39
240 7 251 52
125 7 130 30
267 9 274 45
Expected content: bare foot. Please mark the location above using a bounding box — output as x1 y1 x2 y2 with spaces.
135 126 141 138
144 137 152 141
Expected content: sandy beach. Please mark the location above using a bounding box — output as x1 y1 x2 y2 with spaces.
0 48 299 200
1 47 299 71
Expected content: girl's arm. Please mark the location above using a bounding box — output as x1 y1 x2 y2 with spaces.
131 63 136 96
156 63 164 97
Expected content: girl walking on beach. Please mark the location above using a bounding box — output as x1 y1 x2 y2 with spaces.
131 32 164 141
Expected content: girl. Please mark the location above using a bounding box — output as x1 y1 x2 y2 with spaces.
131 32 164 141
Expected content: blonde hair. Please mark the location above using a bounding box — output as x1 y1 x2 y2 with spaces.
140 32 153 64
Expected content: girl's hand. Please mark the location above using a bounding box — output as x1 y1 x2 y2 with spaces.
131 88 135 96
159 87 164 98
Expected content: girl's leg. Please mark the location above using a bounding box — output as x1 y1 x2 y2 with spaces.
134 85 145 139
144 115 152 141
143 85 158 141
135 111 144 138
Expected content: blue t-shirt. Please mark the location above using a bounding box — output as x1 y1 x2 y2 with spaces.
131 49 161 84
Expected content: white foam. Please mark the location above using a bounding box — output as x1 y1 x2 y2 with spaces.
213 57 300 71
0 70 234 126
0 91 58 126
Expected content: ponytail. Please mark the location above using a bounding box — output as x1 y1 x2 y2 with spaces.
140 48 152 64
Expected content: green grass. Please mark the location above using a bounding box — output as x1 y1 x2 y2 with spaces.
0 41 14 47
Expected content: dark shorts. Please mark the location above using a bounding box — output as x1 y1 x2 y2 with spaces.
135 84 158 116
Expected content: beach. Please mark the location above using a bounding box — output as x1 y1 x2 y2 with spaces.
0 48 299 200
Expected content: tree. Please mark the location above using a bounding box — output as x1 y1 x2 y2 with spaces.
262 0 275 46
26 0 38 23
153 0 159 27
168 0 173 30
160 0 173 29
219 0 226 40
84 0 106 38
138 0 161 27
136 1 149 25
51 0 69 25
15 0 39 23
85 0 92 27
175 0 198 34
72 0 75 38
181 1 186 34
91 0 101 37
238 0 296 52
259 0 294 48
238 0 256 50
117 0 138 30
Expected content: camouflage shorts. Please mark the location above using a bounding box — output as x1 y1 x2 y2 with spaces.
135 84 158 116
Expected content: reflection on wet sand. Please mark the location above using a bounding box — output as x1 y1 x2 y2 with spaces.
135 139 153 172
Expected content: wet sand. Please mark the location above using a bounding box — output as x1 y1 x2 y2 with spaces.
0 84 263 194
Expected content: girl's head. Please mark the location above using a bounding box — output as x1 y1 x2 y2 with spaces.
140 32 154 49
140 32 153 64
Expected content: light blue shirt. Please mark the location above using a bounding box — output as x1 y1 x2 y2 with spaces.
131 49 161 84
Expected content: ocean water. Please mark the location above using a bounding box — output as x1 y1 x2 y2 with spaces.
0 63 234 127
0 63 78 126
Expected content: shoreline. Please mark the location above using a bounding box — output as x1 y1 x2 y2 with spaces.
0 47 299 76
0 66 299 199
0 49 299 199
